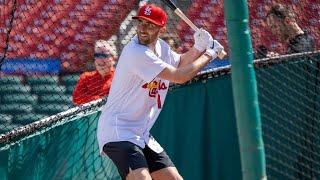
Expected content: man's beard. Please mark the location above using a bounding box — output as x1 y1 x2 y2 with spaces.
138 35 151 45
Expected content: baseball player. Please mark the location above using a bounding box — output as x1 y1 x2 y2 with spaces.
97 4 224 180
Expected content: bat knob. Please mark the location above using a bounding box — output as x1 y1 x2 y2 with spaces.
218 50 227 59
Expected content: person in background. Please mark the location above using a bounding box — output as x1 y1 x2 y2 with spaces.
72 40 115 105
161 34 181 52
262 4 317 179
255 3 315 58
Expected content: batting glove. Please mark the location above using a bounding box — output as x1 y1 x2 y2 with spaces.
204 40 224 60
193 28 213 52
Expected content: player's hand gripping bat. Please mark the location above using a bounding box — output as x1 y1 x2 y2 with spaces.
161 0 227 59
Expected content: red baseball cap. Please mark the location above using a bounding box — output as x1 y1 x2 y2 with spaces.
133 4 167 27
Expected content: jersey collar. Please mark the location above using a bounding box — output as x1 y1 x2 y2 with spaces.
132 35 162 58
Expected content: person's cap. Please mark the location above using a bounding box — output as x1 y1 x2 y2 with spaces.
132 4 167 27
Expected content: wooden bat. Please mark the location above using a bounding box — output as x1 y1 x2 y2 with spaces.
161 0 227 59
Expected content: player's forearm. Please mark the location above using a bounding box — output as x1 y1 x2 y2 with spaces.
178 47 203 68
175 53 212 83
157 52 212 84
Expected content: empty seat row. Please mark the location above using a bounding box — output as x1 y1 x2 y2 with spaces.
61 74 80 86
0 84 66 94
0 75 79 100
0 74 80 85
39 94 72 104
0 103 71 115
0 113 13 124
0 94 72 105
1 94 38 105
0 84 31 94
0 74 81 134
0 123 20 134
14 113 48 125
0 76 24 84
26 75 59 85
34 103 70 115
32 84 67 94
0 104 33 114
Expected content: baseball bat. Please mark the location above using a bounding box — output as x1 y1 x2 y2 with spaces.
161 0 227 59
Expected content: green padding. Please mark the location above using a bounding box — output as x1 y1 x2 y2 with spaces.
33 103 70 115
0 76 23 84
153 76 241 180
1 94 38 105
0 75 241 180
26 75 59 85
0 114 13 124
61 74 80 86
2 112 119 180
31 85 66 94
0 104 33 114
0 150 8 180
0 85 31 94
13 114 47 125
39 94 72 104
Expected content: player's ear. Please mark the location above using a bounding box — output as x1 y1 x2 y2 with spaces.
283 17 293 25
160 26 166 34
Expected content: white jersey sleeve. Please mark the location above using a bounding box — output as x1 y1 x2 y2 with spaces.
125 45 171 83
169 50 181 68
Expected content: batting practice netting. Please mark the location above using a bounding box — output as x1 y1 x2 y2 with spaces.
255 51 320 179
0 0 319 179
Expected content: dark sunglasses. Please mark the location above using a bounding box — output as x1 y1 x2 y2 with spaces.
94 53 110 58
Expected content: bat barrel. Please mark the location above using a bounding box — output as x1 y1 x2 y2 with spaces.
162 0 177 10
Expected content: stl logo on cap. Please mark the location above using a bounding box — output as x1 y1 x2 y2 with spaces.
132 4 167 27
144 6 152 16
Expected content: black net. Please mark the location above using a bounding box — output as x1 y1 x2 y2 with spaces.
0 98 121 179
255 52 320 179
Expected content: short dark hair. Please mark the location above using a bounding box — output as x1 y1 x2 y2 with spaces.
267 4 294 19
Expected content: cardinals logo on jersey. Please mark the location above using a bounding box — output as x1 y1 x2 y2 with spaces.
142 80 167 109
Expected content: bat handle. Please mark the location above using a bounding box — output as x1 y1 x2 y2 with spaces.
218 50 227 59
174 8 227 59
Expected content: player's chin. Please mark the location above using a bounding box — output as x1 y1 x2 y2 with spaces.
138 37 150 45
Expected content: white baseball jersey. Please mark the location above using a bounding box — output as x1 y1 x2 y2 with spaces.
97 35 181 154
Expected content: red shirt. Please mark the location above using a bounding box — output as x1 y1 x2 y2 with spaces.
72 70 114 105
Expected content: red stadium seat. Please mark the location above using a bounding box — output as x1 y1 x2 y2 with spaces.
2 0 318 71
176 0 319 54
